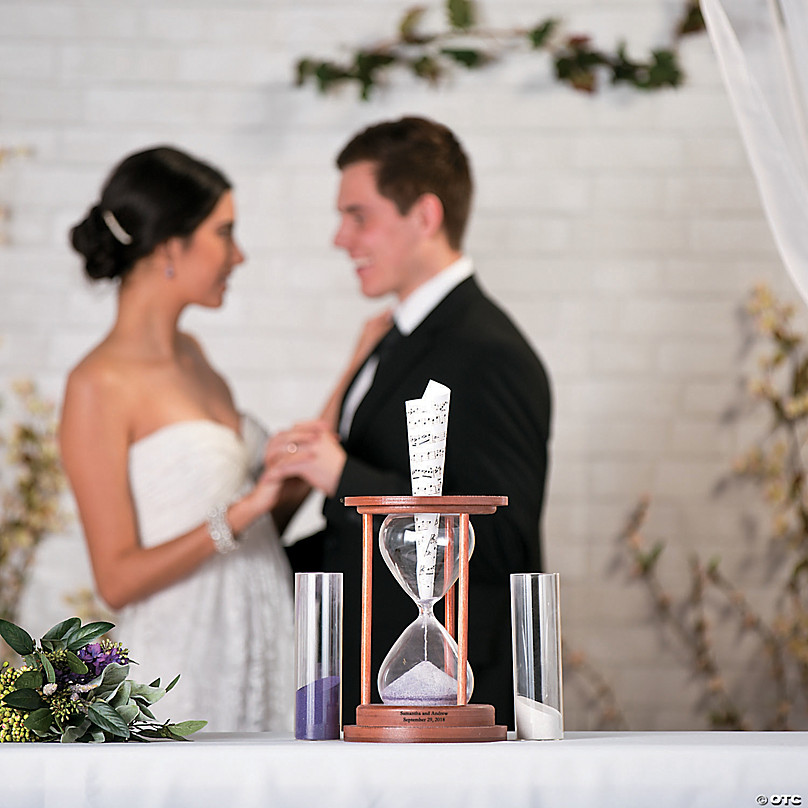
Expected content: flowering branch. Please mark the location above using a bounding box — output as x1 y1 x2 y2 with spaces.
616 285 808 730
0 145 33 245
563 645 629 730
0 380 67 633
618 498 749 729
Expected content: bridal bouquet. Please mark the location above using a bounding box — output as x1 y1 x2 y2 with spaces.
0 617 206 743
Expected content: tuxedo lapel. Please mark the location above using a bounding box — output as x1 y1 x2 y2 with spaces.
345 277 482 446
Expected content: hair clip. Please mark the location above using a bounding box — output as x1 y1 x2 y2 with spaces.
102 210 133 245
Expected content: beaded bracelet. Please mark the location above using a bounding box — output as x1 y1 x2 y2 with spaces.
207 504 238 555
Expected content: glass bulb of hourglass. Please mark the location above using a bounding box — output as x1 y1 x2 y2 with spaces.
377 513 475 706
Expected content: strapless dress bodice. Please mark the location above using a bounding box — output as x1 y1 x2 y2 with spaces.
129 417 263 546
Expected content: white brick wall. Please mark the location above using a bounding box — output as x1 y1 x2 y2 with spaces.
0 0 798 730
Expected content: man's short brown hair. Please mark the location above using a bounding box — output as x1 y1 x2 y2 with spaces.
336 116 473 250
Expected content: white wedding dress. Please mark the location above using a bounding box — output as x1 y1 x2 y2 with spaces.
118 415 294 732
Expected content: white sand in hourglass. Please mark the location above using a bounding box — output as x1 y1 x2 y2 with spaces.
380 660 459 706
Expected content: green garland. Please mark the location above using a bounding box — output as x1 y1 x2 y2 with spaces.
296 0 705 100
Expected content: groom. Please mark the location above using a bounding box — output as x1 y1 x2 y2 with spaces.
270 116 552 728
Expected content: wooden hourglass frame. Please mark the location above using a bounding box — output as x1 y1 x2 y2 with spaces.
342 495 508 743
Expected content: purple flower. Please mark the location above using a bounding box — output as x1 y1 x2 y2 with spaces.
53 641 130 686
76 642 129 680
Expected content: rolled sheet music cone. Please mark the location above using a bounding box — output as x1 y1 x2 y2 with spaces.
405 380 451 600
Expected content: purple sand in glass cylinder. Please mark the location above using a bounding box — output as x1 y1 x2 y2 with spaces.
295 675 341 739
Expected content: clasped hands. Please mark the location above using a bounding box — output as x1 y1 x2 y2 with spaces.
264 420 346 498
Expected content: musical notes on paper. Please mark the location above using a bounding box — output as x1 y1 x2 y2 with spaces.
406 380 451 600
406 380 449 493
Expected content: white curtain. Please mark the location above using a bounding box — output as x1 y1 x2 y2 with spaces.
702 0 808 304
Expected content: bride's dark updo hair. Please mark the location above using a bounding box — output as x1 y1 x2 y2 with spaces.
70 146 232 282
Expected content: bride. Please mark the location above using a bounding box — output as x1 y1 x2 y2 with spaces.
60 146 298 732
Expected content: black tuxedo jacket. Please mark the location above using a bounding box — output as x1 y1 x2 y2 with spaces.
287 276 552 728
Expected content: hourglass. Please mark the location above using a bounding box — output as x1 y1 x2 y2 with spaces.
342 495 508 743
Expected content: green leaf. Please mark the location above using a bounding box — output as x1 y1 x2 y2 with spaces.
64 650 89 674
354 51 397 99
61 720 92 743
42 617 81 642
88 702 131 739
611 44 640 85
97 661 129 687
0 619 35 656
115 702 140 724
677 1 705 37
169 720 207 737
100 680 125 705
24 707 55 734
65 621 114 651
314 62 352 95
440 48 487 69
89 662 130 699
130 681 166 705
295 58 315 87
555 60 597 93
399 6 427 43
447 0 475 30
528 19 558 49
165 674 181 693
138 704 156 720
15 669 43 691
38 651 56 683
643 49 684 89
554 39 608 94
3 688 45 711
109 679 132 708
639 541 666 573
412 55 443 82
354 51 396 75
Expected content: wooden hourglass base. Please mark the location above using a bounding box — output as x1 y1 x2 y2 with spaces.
343 704 507 743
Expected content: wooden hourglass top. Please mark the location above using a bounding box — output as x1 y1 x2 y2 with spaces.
343 495 507 515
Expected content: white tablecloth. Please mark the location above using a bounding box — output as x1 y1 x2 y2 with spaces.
2 731 807 808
